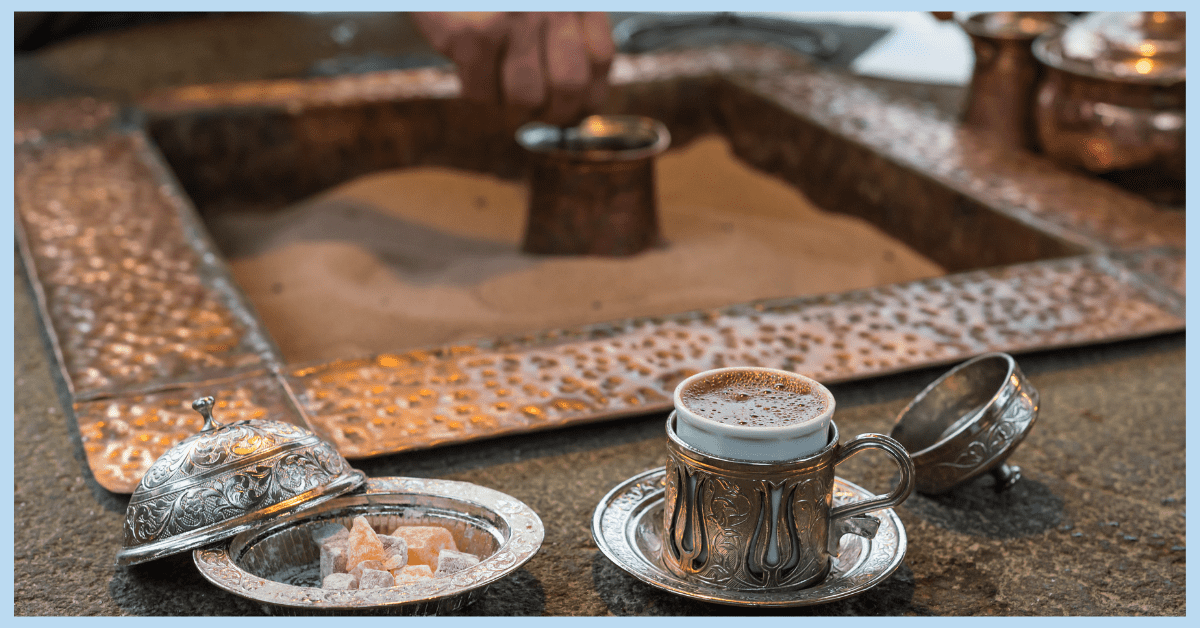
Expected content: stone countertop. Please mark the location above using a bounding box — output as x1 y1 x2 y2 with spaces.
12 13 1186 616
14 260 1186 616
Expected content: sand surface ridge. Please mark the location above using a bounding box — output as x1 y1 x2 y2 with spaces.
205 135 945 365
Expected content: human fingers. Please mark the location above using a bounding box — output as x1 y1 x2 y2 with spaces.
541 12 592 124
413 12 507 103
501 12 548 111
579 12 615 112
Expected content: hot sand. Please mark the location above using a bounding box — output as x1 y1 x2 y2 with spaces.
205 135 946 365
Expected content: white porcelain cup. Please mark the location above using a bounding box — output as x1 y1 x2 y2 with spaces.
671 367 835 462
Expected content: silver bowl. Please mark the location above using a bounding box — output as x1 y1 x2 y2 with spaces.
889 353 1039 495
193 476 544 615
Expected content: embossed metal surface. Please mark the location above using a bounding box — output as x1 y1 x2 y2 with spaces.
14 97 120 142
14 46 1186 493
14 132 277 399
723 71 1185 253
661 420 913 590
118 396 363 566
1112 248 1186 300
75 374 314 494
137 46 807 114
890 353 1039 495
592 467 906 607
287 254 1183 459
193 477 544 615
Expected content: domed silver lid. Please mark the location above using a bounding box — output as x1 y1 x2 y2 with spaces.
117 396 365 567
1035 12 1185 84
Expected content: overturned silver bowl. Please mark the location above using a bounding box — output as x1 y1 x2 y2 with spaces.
889 353 1039 495
193 476 544 615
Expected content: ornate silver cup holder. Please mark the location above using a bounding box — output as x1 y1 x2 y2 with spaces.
591 467 907 607
590 351 1044 607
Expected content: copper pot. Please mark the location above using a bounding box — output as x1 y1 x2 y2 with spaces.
958 12 1073 151
1032 12 1185 202
516 115 670 256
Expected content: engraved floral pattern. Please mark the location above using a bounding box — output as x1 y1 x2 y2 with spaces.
662 458 848 589
594 467 906 607
785 476 831 585
657 439 873 593
934 391 1035 472
702 477 754 584
123 420 351 547
136 420 309 490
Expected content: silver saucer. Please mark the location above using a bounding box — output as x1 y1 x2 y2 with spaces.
592 467 907 607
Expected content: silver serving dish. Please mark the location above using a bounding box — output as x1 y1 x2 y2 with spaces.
119 396 544 615
592 467 906 607
194 476 544 615
890 352 1039 495
118 397 365 567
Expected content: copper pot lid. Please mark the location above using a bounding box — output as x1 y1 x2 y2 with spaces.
117 396 366 567
1035 12 1185 84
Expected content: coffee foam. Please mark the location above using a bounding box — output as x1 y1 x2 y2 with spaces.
679 370 829 428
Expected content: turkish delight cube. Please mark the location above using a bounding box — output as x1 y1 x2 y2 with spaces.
346 516 386 566
378 534 408 561
358 568 395 589
389 526 457 568
382 553 407 572
350 559 384 580
319 540 348 579
322 572 358 590
393 564 434 585
435 549 481 577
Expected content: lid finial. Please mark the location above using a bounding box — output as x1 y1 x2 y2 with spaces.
192 396 222 432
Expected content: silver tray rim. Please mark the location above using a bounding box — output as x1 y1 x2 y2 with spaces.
192 476 544 612
591 466 907 607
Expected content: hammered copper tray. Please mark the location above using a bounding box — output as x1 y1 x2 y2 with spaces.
15 45 1184 493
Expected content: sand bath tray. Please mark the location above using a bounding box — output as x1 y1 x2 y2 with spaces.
14 45 1185 493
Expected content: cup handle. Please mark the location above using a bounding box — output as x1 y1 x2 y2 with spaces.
827 433 915 554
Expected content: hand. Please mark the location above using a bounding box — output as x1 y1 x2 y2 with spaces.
412 12 615 125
